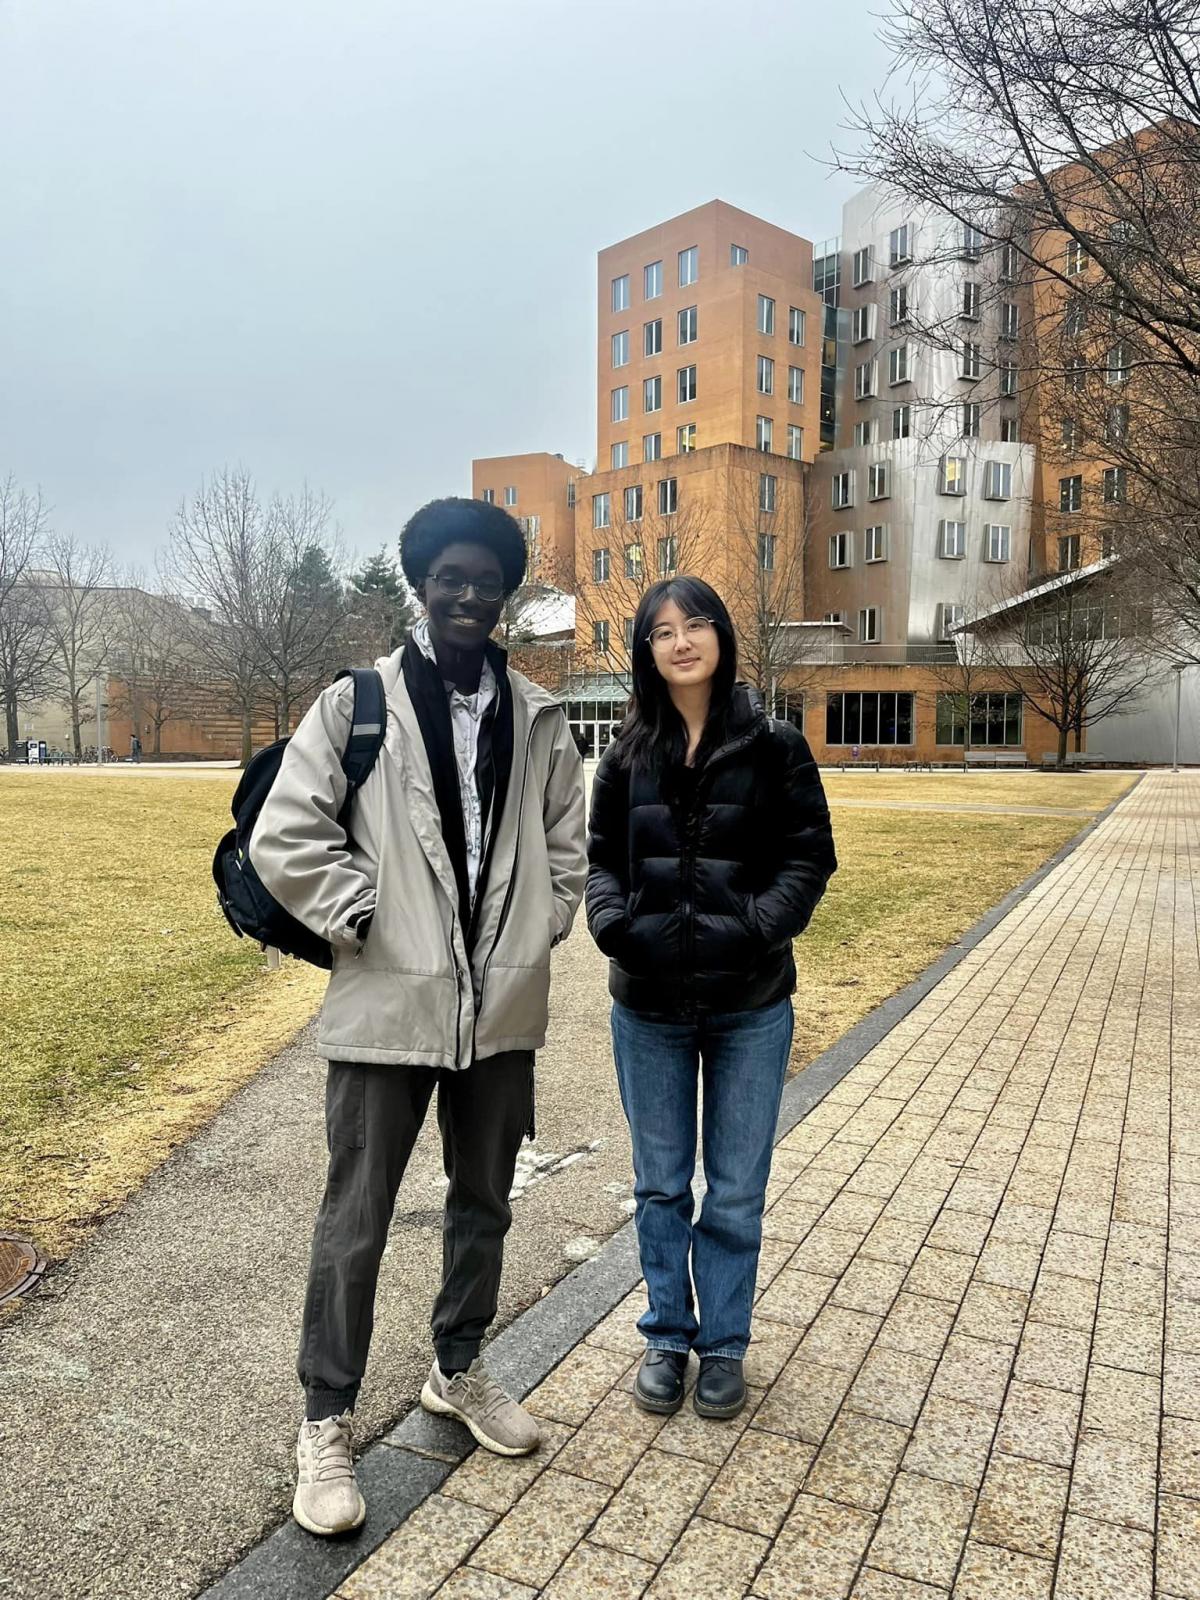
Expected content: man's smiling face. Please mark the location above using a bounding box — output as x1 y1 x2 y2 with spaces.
418 540 507 654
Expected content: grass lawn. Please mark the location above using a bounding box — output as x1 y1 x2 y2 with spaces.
822 771 1138 811
0 771 325 1259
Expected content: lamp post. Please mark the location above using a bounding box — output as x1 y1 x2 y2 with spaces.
1173 664 1185 773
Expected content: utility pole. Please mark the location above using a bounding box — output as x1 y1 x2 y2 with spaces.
1173 665 1184 773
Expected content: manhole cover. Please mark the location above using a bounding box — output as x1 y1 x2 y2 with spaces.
0 1234 47 1306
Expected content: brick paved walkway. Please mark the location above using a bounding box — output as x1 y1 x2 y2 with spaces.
334 772 1199 1600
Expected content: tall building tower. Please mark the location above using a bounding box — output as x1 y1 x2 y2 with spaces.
471 452 580 589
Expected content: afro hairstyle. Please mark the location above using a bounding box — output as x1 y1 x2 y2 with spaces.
399 497 527 595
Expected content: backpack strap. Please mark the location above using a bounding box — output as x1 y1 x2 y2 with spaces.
333 667 387 802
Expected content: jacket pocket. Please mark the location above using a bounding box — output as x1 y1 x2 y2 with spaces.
325 1062 366 1149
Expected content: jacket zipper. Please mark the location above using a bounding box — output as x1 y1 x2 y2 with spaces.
474 704 556 1035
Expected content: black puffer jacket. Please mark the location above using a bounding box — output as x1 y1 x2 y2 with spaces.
586 687 837 1018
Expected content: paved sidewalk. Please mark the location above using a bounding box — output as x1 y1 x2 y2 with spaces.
332 771 1199 1600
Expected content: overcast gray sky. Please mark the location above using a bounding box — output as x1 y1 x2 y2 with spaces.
0 0 892 569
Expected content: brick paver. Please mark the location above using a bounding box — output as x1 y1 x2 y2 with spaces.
334 774 1198 1600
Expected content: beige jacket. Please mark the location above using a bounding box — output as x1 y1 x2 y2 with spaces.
249 648 587 1068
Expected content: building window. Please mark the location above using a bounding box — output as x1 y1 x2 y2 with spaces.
868 462 889 500
1106 343 1131 385
592 493 610 529
757 415 774 452
658 535 678 575
962 281 981 319
759 533 777 571
999 242 1019 281
824 611 846 625
829 531 852 568
852 245 874 286
611 386 629 422
1106 403 1129 443
754 355 773 396
936 691 1023 747
939 519 967 558
643 375 662 413
643 432 662 462
592 547 610 582
593 619 610 652
678 305 698 345
852 303 875 342
787 423 804 459
677 422 696 453
658 477 678 515
624 543 643 580
864 524 888 562
678 246 698 286
983 460 1012 500
1060 474 1083 513
832 471 854 510
788 365 804 404
889 223 912 267
644 318 663 357
758 294 775 335
678 364 697 404
1065 297 1087 336
789 306 806 345
1065 239 1089 277
940 455 967 495
759 472 777 513
644 260 663 300
1000 417 1019 442
889 284 909 326
960 222 984 260
854 359 878 399
889 344 911 385
612 330 629 368
939 603 965 639
859 606 881 643
985 523 1012 562
854 420 874 447
611 274 630 312
481 488 495 504
962 402 981 437
892 405 911 440
611 441 628 470
826 691 914 746
961 341 982 380
1059 534 1081 571
1000 303 1019 341
566 480 576 508
623 485 643 521
623 617 635 654
1103 466 1127 504
999 360 1017 397
731 243 749 266
1065 356 1086 392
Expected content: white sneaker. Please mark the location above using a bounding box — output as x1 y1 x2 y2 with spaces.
420 1359 540 1456
292 1412 366 1536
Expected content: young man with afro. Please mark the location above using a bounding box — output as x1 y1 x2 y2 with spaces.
250 498 587 1535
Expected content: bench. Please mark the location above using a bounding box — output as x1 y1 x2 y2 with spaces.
1040 751 1109 768
964 750 1028 769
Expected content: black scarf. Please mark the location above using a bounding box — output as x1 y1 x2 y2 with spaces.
401 635 514 947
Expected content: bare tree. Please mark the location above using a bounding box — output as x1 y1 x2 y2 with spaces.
168 469 271 766
971 559 1160 767
107 569 196 756
40 532 116 759
573 490 710 689
0 477 56 753
255 489 347 737
833 0 1200 638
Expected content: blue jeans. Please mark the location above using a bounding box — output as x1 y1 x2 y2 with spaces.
611 996 793 1360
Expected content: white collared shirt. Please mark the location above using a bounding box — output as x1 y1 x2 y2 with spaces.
412 618 497 901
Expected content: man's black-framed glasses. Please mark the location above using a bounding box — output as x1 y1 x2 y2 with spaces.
428 570 506 604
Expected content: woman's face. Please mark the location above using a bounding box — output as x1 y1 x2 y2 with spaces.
646 597 720 690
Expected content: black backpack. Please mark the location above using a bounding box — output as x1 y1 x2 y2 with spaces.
212 668 387 969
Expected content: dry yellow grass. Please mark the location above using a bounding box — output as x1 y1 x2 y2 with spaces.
1 772 324 1257
822 771 1136 811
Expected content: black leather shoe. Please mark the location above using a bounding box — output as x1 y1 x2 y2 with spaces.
693 1356 746 1419
633 1350 688 1414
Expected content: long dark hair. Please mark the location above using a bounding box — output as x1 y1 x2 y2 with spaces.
613 575 738 777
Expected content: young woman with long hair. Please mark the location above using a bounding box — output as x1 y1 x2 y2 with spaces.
586 575 836 1419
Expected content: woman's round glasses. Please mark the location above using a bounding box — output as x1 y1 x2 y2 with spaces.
429 570 506 604
647 616 714 652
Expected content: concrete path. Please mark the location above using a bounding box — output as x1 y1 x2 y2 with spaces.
0 918 634 1600
334 772 1199 1600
